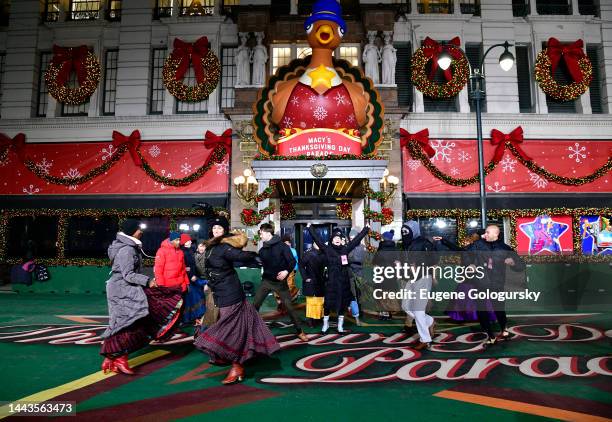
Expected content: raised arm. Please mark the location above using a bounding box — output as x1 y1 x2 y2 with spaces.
307 225 326 250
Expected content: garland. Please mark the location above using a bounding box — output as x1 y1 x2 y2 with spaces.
364 183 388 202
336 202 352 220
21 132 229 187
411 37 469 99
535 39 592 102
280 202 296 220
364 207 394 225
405 132 612 187
404 207 612 263
240 206 275 226
163 37 220 102
45 46 101 105
253 154 383 161
254 180 277 203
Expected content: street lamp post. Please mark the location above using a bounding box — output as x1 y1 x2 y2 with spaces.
438 41 515 229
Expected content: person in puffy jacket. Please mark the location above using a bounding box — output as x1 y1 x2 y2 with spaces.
154 231 189 291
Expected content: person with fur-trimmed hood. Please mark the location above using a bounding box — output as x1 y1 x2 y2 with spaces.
307 223 369 333
194 216 280 385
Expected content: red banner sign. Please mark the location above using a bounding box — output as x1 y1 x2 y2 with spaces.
276 128 362 157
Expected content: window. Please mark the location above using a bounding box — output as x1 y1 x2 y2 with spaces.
65 216 118 258
543 41 576 113
0 0 9 26
0 53 5 113
418 0 453 14
515 45 534 113
586 45 604 114
7 216 59 259
176 218 208 243
102 49 118 115
154 0 173 19
179 0 214 16
297 47 312 60
62 68 89 116
512 0 529 16
69 0 100 20
464 217 505 241
578 0 598 16
106 0 121 21
220 46 236 109
338 45 359 67
175 64 208 113
536 0 571 15
149 48 167 114
417 218 458 245
43 0 60 22
271 47 291 75
460 0 480 16
36 52 52 117
396 43 413 109
466 43 486 113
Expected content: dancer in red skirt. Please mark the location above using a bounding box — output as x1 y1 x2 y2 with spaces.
194 216 280 385
100 220 183 375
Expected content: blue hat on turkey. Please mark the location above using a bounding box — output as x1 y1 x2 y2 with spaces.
304 0 347 34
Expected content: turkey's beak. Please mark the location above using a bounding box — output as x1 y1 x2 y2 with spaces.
315 24 334 45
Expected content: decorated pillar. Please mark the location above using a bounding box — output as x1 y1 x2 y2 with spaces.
368 178 382 248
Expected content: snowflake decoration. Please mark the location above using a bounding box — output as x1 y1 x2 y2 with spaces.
299 121 307 128
180 163 192 175
313 106 328 121
101 144 116 161
290 97 300 106
334 92 347 106
450 167 460 176
148 145 161 158
430 140 456 163
528 171 548 189
62 168 82 190
458 151 471 163
333 121 342 128
35 157 53 175
407 159 421 171
347 114 356 124
500 156 517 173
487 182 506 193
154 170 172 190
309 95 318 103
282 116 293 127
568 143 587 163
216 159 230 175
22 184 40 195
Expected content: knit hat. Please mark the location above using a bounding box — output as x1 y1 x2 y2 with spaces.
382 229 395 241
180 233 192 245
304 0 347 33
169 231 180 241
121 219 141 236
208 216 230 234
331 228 345 241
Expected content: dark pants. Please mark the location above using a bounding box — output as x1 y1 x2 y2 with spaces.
253 278 303 333
476 293 507 338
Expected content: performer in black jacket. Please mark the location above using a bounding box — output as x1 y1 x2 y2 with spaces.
253 223 309 342
307 223 369 333
299 243 327 327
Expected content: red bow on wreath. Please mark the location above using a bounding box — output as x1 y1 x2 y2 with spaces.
400 128 435 158
204 129 232 151
52 45 89 86
173 37 210 84
547 38 586 84
0 133 26 161
490 126 531 163
112 130 142 167
422 37 462 81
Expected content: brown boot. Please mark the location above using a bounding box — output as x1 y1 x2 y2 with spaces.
222 363 245 385
297 331 309 342
413 342 431 351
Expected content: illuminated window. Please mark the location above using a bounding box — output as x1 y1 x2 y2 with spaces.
297 47 312 59
69 0 100 20
271 46 292 75
337 45 359 66
179 0 215 16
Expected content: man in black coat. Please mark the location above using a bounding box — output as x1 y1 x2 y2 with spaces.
253 223 308 342
466 224 526 344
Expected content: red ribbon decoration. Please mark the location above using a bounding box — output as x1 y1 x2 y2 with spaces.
173 37 210 84
422 37 462 81
112 130 142 167
0 133 26 161
51 45 89 86
204 129 232 152
547 38 586 84
490 126 531 163
400 128 435 158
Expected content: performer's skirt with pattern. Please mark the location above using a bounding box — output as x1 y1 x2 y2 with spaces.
100 287 183 357
194 300 280 364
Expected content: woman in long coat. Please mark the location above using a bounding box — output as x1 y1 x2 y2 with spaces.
194 216 279 385
101 220 183 375
307 224 369 333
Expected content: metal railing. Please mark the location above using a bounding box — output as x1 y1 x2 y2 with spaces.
179 0 215 17
68 0 100 21
43 0 61 22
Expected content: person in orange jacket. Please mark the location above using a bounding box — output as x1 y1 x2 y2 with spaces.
154 231 189 292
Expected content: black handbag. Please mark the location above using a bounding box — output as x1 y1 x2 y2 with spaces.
34 264 51 282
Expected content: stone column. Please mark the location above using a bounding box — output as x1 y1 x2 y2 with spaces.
572 0 580 16
410 0 418 15
600 3 612 113
530 0 538 16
